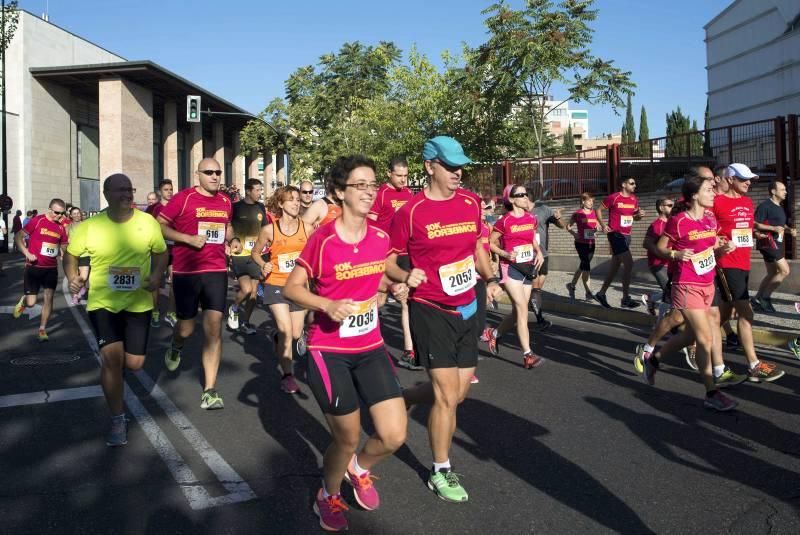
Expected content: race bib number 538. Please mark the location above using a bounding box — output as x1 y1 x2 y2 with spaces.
278 252 300 273
438 256 476 296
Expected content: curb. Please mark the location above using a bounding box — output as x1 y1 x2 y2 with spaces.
494 291 796 348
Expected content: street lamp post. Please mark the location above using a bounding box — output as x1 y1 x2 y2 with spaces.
1 0 9 253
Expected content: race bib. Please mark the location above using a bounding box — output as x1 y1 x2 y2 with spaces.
108 266 140 292
278 251 300 273
731 228 753 248
198 221 225 244
438 256 476 296
691 248 716 276
244 238 257 252
339 297 378 338
583 228 596 240
40 242 59 257
620 215 634 228
513 244 534 263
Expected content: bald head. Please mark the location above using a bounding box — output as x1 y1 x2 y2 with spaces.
103 173 132 192
102 173 135 213
197 157 221 172
195 158 223 194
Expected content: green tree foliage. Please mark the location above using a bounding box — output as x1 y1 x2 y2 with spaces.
469 0 635 183
665 107 703 157
702 99 713 157
2 1 20 95
620 93 636 156
638 105 650 156
562 124 575 153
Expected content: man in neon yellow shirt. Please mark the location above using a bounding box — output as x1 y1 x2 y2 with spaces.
64 173 168 447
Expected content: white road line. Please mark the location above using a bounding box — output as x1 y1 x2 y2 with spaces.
0 385 104 408
61 278 256 510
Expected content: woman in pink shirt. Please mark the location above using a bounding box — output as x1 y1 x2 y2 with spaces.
566 192 598 301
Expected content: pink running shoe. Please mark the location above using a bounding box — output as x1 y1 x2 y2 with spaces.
344 455 380 510
313 489 349 531
280 374 300 394
795 302 800 314
470 374 480 384
480 327 492 342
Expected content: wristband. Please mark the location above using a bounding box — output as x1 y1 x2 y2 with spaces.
670 250 676 260
486 277 499 284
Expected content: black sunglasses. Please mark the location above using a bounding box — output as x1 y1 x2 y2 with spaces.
300 190 314 194
199 170 222 176
510 192 528 198
51 209 66 215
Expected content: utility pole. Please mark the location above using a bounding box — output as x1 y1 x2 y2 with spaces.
1 0 8 253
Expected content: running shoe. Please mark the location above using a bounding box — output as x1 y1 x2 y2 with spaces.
239 322 257 335
594 293 611 308
313 489 349 532
164 312 177 328
71 293 81 305
227 304 240 330
633 344 646 374
642 294 656 316
344 456 380 510
281 374 300 394
536 318 552 331
523 351 545 369
642 354 658 386
566 282 576 301
37 328 49 342
12 296 25 319
296 330 308 356
682 345 698 371
789 338 800 359
150 311 160 328
761 297 777 313
106 415 128 447
164 345 182 372
480 327 492 342
750 296 765 312
703 390 738 412
747 361 785 383
714 367 747 388
470 374 479 384
396 350 424 371
200 389 224 409
427 470 469 503
620 296 641 309
584 290 594 302
487 329 499 356
726 332 740 350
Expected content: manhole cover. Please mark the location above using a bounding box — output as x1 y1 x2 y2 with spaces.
10 354 83 366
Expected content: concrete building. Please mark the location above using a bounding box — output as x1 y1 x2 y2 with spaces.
543 98 590 142
1 11 274 214
705 0 800 128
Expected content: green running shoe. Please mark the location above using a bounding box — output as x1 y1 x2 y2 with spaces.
633 344 645 374
427 470 468 503
714 367 747 388
164 345 182 372
200 389 224 410
788 338 800 360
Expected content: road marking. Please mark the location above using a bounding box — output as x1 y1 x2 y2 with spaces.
0 304 42 319
61 278 256 510
0 385 103 408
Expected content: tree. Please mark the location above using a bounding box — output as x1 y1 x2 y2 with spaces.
702 99 713 157
1 2 19 90
623 93 635 144
638 105 649 156
690 119 703 156
469 0 635 183
665 107 703 157
562 124 575 153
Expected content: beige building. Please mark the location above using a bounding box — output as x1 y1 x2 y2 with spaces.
2 11 275 214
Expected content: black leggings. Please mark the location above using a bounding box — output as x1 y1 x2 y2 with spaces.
575 242 595 272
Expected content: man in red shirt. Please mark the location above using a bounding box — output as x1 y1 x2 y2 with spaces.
147 179 177 328
368 156 419 370
158 158 234 409
13 198 69 341
713 163 784 382
594 177 645 308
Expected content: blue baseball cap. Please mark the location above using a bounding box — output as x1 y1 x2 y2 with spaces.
422 136 472 167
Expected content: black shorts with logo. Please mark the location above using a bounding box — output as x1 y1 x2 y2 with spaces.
263 283 303 312
307 348 402 416
24 267 58 295
409 299 479 369
173 272 228 319
231 255 262 280
607 232 632 256
88 309 151 355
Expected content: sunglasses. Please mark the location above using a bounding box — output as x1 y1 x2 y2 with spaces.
433 160 463 173
301 190 314 194
51 209 66 215
345 182 379 191
199 170 223 176
510 192 528 198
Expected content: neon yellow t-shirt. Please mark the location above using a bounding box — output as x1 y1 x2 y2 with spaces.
67 210 167 313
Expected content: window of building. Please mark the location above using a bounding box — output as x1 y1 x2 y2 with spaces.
153 120 164 190
77 125 99 179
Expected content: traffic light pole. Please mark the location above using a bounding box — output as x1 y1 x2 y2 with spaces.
1 0 9 253
202 110 290 183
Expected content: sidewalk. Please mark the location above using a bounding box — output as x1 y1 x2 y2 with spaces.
496 269 799 347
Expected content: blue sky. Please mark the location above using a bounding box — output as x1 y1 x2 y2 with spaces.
20 0 731 139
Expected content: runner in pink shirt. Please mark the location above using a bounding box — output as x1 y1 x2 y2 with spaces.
284 155 419 532
157 158 233 411
12 198 69 341
641 197 675 316
566 192 599 301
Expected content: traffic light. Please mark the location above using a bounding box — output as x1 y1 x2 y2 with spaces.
187 95 201 123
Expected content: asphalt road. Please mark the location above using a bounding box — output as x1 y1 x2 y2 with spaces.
1 256 798 534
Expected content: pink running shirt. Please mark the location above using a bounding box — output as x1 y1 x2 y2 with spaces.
663 211 718 285
602 191 639 235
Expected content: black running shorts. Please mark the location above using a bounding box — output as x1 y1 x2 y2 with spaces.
24 267 58 295
173 272 228 319
307 348 402 416
88 309 151 355
715 267 749 303
607 232 632 256
409 299 479 369
231 256 263 280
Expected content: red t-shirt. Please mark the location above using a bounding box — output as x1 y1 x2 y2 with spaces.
493 212 538 265
712 194 754 270
664 212 718 285
23 214 69 268
602 191 639 235
645 218 669 268
369 184 413 234
479 222 491 254
573 209 598 244
297 222 390 354
391 189 481 307
158 187 232 274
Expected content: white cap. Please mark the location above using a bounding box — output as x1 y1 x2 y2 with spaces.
725 163 758 180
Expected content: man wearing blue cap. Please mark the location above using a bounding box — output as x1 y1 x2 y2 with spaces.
389 136 501 503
